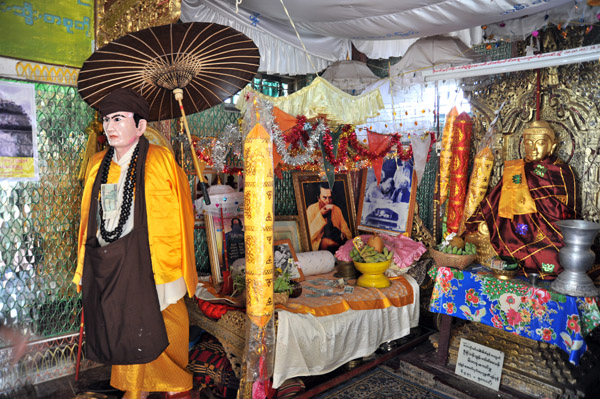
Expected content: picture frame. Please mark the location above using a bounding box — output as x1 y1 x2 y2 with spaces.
356 157 417 237
274 216 305 253
292 171 356 254
204 211 245 284
274 239 304 282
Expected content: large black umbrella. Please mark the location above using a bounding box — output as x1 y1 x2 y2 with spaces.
77 22 260 199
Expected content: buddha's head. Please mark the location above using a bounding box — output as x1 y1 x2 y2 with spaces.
522 120 557 162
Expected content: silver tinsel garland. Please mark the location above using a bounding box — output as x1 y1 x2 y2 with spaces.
241 93 324 167
210 122 243 173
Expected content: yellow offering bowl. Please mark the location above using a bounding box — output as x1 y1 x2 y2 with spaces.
353 259 392 288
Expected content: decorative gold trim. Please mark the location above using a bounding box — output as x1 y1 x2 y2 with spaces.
14 61 78 86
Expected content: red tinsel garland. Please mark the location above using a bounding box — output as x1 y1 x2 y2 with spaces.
283 115 309 150
348 130 415 161
322 125 352 167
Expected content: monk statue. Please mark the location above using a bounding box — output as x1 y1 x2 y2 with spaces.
464 120 579 279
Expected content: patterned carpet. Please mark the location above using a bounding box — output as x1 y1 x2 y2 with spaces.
316 366 454 399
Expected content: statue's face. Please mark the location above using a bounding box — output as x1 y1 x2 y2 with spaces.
523 133 556 162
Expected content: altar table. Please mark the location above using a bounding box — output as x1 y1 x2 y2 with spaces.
429 265 600 365
193 272 420 389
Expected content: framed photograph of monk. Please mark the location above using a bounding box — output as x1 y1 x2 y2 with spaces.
292 172 356 254
356 158 417 237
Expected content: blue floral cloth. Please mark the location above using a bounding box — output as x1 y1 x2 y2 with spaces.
429 266 600 365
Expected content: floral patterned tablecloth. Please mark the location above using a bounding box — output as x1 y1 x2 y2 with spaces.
429 266 600 365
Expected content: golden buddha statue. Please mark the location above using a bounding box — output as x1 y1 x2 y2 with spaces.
464 120 579 279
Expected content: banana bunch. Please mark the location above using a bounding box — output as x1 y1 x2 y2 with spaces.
350 245 393 263
436 241 477 255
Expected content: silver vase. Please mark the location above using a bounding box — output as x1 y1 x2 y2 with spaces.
550 219 600 297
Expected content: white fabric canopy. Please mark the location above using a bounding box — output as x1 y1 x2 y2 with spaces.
389 35 484 77
321 60 379 95
181 0 573 75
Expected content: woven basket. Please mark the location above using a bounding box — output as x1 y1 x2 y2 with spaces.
429 248 476 270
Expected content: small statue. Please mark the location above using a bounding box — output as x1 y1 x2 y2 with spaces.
464 120 579 279
464 222 498 268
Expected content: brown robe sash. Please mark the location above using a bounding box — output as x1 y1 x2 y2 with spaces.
82 136 169 365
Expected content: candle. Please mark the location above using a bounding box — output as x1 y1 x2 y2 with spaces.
243 123 275 328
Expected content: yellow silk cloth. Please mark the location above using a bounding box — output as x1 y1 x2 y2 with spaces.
111 298 192 396
498 159 537 219
236 77 384 126
74 144 198 296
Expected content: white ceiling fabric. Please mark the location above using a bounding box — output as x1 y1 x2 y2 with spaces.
180 0 351 75
181 0 576 75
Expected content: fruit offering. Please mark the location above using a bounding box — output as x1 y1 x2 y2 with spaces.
436 232 477 255
436 239 477 255
350 235 393 263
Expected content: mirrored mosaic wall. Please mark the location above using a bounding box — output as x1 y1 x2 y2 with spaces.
0 81 93 390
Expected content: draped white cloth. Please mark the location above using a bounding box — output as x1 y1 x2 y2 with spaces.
180 0 350 75
273 274 420 388
181 0 572 74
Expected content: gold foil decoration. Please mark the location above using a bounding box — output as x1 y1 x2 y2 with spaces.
243 123 275 328
439 106 458 204
77 112 103 180
458 146 494 235
96 0 181 48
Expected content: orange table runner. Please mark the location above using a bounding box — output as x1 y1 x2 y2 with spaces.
278 272 414 317
197 272 414 318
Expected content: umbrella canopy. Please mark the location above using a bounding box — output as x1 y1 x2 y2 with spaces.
77 22 260 122
321 60 379 94
389 35 483 77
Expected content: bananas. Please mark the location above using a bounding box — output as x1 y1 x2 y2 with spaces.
436 241 477 256
350 244 393 263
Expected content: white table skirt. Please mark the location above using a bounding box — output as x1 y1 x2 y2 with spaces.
272 274 420 388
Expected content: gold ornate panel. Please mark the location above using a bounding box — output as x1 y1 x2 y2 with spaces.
95 0 181 48
465 55 600 222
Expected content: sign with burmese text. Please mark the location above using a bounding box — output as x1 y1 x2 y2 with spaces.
455 339 504 391
0 0 93 67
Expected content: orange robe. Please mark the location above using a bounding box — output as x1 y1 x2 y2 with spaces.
74 143 197 393
306 203 352 251
74 144 197 294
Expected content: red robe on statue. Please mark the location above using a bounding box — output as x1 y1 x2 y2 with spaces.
465 155 579 279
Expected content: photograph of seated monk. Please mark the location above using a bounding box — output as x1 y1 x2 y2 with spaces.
305 182 353 253
359 158 415 235
464 120 579 280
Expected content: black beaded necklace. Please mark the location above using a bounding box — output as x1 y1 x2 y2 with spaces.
98 143 140 243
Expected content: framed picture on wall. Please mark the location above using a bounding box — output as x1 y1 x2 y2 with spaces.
274 239 304 281
274 216 305 253
356 158 417 236
292 172 356 254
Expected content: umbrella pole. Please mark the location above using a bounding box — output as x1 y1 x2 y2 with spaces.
173 88 211 205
